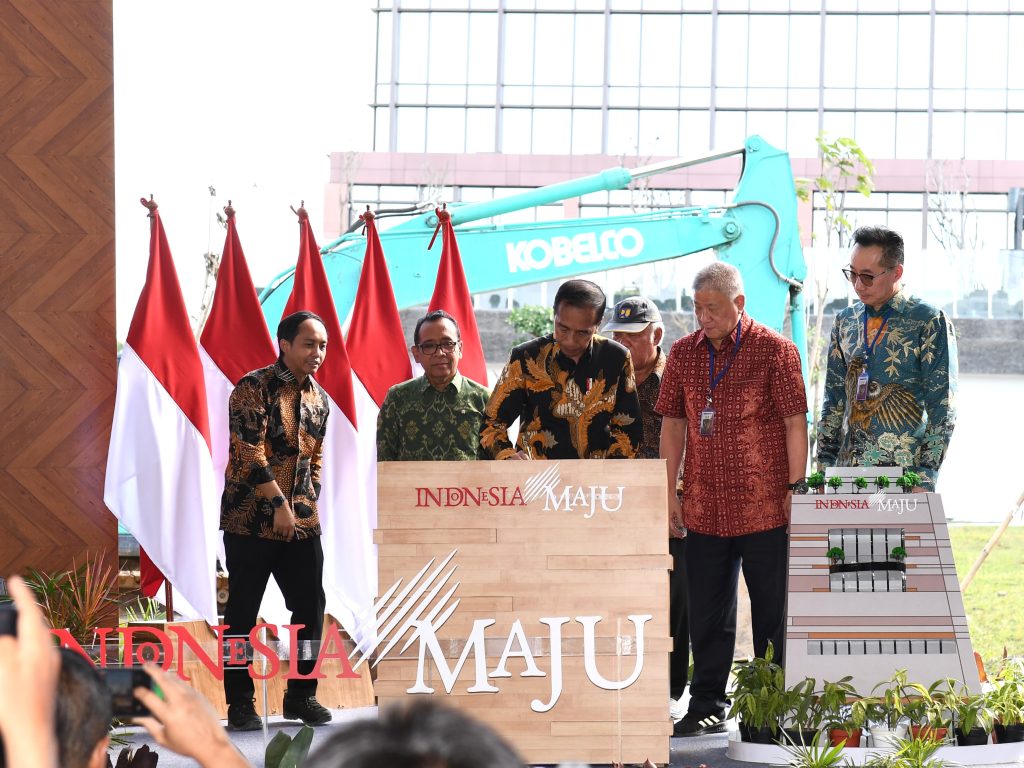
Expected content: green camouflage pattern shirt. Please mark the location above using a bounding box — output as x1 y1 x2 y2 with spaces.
377 373 490 461
816 290 958 490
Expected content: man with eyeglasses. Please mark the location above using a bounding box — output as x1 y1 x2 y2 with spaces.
377 309 490 461
481 278 642 459
817 225 958 491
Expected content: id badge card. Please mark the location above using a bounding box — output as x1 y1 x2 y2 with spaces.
856 370 869 401
699 407 715 437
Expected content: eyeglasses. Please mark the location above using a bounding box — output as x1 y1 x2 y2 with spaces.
842 267 893 287
417 340 460 355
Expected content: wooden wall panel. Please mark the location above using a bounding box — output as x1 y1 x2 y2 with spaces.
376 460 671 765
0 0 116 576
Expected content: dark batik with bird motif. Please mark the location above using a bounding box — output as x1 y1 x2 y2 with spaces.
220 361 329 540
816 290 957 491
481 334 642 459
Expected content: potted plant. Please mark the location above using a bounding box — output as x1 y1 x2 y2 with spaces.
778 738 854 768
819 676 863 747
901 677 954 743
987 659 1024 743
939 685 993 746
888 546 907 563
729 642 786 743
808 471 826 494
895 471 920 493
853 476 868 494
826 547 846 567
781 676 824 746
868 669 911 747
874 475 891 491
827 475 845 493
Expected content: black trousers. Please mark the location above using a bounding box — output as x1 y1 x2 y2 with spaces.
222 533 326 705
683 525 788 717
669 537 690 700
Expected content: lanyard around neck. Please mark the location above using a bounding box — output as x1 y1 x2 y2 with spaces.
862 306 893 358
707 316 743 404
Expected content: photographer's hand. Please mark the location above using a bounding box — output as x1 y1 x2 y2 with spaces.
0 575 60 768
134 664 251 768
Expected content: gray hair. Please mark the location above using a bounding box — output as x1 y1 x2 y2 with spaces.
692 261 744 299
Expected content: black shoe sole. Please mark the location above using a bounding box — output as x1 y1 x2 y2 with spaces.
227 718 262 732
283 707 332 726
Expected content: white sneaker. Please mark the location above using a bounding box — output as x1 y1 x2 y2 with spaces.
670 697 686 721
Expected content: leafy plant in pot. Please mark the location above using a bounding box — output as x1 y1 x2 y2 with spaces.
901 677 955 743
938 684 993 746
728 642 786 743
807 471 826 494
868 669 912 747
819 676 863 747
895 471 920 494
826 547 847 569
874 474 891 491
780 676 824 746
827 475 845 493
987 659 1024 743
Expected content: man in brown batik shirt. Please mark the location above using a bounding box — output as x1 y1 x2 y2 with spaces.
220 310 333 731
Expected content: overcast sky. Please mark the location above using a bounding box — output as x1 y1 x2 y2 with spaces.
113 0 376 340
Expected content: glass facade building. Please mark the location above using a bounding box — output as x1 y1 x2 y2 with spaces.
329 0 1024 315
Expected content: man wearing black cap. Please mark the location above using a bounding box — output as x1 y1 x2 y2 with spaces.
603 296 689 726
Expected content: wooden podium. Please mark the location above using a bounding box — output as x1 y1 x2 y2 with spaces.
375 460 672 765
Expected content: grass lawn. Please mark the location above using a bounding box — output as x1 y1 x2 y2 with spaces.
949 524 1024 667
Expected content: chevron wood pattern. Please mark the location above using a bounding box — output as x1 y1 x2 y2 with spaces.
0 0 116 577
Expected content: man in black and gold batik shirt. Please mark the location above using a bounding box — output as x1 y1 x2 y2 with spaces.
377 309 489 461
220 310 333 732
481 279 643 460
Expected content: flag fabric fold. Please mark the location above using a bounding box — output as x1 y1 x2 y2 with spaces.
282 206 374 639
427 206 487 385
104 199 219 623
347 209 412 407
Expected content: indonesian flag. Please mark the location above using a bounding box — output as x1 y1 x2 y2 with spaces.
104 199 219 623
282 206 374 637
344 210 412 646
428 205 487 385
198 205 276 499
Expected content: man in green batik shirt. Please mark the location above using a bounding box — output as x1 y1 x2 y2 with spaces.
377 309 490 461
817 225 958 491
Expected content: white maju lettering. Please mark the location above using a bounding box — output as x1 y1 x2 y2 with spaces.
505 228 644 274
406 615 652 712
542 485 625 518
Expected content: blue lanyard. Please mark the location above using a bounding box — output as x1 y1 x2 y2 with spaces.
707 316 743 402
862 307 893 359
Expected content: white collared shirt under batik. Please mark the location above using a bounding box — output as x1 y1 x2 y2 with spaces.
816 290 958 491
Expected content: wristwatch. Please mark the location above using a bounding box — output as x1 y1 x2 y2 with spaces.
787 479 809 495
271 494 286 508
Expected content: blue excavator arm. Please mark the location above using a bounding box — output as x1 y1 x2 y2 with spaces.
259 135 808 385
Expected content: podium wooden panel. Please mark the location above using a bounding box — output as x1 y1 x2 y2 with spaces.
376 460 671 765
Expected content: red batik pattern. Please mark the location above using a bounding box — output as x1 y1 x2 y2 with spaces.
656 315 807 537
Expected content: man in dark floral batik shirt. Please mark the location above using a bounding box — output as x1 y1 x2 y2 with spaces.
481 279 642 460
220 310 332 731
817 226 957 491
377 309 489 461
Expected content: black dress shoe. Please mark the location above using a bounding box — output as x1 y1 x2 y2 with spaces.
227 699 262 731
673 711 727 737
283 694 333 726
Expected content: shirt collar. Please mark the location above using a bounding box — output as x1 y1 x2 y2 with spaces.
553 334 595 367
416 371 463 394
863 289 907 317
698 313 748 350
274 359 315 389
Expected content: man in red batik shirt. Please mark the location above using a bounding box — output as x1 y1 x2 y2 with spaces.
657 262 808 737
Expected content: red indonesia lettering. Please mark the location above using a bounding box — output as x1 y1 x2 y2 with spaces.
249 623 282 681
311 624 361 680
50 627 116 667
119 626 174 670
168 624 227 681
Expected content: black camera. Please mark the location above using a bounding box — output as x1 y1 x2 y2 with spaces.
100 667 154 717
0 602 15 637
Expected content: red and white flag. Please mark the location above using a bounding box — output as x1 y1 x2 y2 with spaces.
104 199 219 623
198 204 276 496
282 206 374 636
428 206 487 385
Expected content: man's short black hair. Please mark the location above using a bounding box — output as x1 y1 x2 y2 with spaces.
852 225 905 269
56 649 113 768
414 309 460 345
303 699 524 768
277 310 326 355
552 279 606 327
